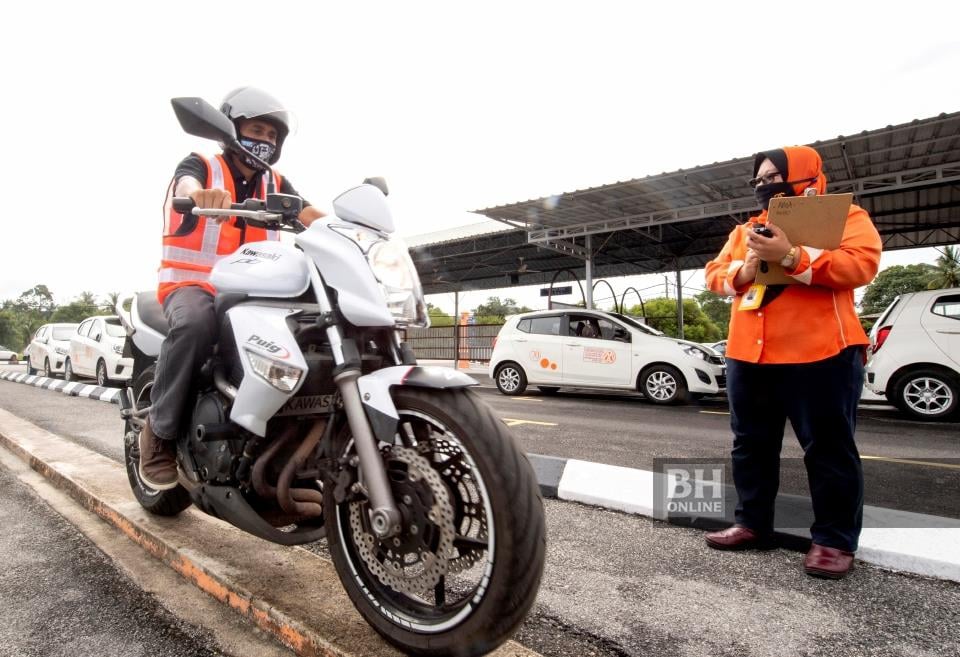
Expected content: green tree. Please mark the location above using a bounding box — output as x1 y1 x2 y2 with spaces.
624 297 722 342
472 297 531 324
927 245 960 290
50 292 100 323
695 290 731 339
426 303 454 327
13 285 55 318
860 264 936 315
102 291 122 314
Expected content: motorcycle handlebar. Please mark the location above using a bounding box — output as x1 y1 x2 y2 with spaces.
171 197 293 230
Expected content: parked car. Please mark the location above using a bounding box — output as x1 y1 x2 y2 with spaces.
704 340 727 357
66 315 133 386
0 345 19 364
864 287 960 421
489 309 725 404
24 323 80 377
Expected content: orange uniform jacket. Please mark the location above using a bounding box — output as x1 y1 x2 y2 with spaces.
705 148 882 364
157 154 281 304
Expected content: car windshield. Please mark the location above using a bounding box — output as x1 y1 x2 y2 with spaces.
609 312 664 336
52 327 75 341
104 320 126 338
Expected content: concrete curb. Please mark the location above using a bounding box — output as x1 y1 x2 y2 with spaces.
0 409 537 657
527 453 960 583
0 370 122 403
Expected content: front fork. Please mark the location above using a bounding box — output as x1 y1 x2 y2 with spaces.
309 266 402 539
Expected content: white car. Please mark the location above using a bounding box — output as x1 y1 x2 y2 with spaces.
0 345 19 364
489 309 725 404
865 287 960 421
65 315 134 386
24 323 80 377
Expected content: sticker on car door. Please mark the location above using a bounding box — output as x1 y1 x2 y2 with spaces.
583 347 617 364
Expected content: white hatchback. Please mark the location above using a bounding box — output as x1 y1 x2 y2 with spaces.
65 315 134 386
489 309 725 404
865 287 960 420
24 323 80 377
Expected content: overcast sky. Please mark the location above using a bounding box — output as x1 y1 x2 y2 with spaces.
2 1 957 313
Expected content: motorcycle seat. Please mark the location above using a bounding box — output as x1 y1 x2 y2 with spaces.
136 291 170 337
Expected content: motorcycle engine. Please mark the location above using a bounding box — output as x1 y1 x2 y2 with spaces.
187 392 245 484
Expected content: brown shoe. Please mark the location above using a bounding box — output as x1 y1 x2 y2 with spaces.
138 420 178 491
705 524 775 551
804 544 855 579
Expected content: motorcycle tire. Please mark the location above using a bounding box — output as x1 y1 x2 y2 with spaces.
324 387 546 656
123 365 192 516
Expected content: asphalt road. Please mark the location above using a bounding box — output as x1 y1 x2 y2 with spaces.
2 371 959 657
464 383 960 520
0 464 227 657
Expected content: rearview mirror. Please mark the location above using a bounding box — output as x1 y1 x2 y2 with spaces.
171 97 237 144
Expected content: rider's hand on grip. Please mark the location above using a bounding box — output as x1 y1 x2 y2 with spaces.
189 188 233 222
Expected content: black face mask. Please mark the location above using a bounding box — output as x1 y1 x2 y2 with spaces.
237 137 277 170
754 181 796 210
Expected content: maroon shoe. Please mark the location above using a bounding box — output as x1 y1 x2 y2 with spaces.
704 525 774 551
804 544 855 579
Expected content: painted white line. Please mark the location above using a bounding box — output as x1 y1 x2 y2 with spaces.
501 418 558 427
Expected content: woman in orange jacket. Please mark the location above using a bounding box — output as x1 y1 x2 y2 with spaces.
703 145 881 578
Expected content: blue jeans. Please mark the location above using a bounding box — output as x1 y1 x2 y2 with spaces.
726 346 865 551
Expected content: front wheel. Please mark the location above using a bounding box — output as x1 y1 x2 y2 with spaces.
123 365 192 516
640 364 690 404
96 359 111 387
324 388 546 656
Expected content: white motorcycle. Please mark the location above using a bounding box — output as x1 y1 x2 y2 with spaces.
117 97 546 656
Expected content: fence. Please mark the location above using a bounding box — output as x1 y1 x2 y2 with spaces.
402 324 502 362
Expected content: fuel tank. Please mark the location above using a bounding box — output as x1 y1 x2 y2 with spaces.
210 240 311 298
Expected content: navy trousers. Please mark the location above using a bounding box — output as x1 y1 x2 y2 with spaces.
148 286 217 441
726 346 865 551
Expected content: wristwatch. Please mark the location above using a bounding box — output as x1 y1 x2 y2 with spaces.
780 246 798 268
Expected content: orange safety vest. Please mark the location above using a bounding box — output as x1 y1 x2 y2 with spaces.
158 154 281 303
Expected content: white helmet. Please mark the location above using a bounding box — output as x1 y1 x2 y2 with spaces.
219 86 292 164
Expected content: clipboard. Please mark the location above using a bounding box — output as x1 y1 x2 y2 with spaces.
755 193 852 285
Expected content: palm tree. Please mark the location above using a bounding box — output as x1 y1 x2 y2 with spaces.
927 245 960 290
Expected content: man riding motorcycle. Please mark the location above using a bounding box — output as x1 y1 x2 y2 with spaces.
141 86 325 490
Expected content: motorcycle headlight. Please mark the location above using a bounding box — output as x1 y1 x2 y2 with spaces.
245 349 303 392
367 238 429 328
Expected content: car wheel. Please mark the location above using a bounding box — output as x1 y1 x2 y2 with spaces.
494 362 528 396
537 386 560 395
26 357 36 375
96 359 111 387
891 369 959 421
43 358 53 379
64 359 74 382
640 364 689 405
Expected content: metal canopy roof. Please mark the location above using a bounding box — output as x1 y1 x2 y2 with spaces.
411 111 960 295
